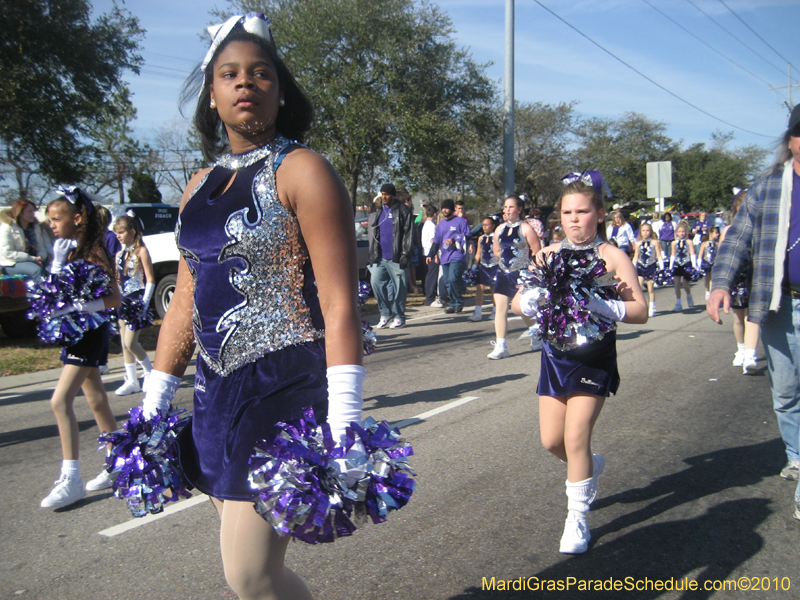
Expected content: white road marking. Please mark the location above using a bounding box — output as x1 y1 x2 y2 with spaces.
98 395 480 536
392 396 480 429
98 493 209 537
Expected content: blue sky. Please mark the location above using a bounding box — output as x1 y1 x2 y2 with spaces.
96 0 800 153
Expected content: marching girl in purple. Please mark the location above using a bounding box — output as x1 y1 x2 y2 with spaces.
513 175 647 554
488 195 541 359
670 220 697 311
698 226 720 301
632 222 664 317
135 14 362 599
468 216 498 322
40 190 122 509
113 214 155 396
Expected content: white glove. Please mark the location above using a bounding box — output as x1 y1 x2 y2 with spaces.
142 282 155 305
51 239 76 273
586 296 627 322
669 256 675 270
657 258 665 270
142 370 182 418
327 365 366 487
50 298 106 318
518 287 545 318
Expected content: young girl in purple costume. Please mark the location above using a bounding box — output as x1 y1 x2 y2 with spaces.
670 220 697 311
632 222 664 317
698 226 720 301
136 13 363 600
113 214 155 396
468 216 498 322
40 190 122 509
513 178 647 554
488 195 541 359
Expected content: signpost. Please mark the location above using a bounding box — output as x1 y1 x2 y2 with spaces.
646 161 672 213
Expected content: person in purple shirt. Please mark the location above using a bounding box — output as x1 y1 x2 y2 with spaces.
426 199 471 313
368 183 414 329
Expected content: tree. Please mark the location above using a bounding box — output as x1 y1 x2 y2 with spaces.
0 0 143 196
128 172 163 204
150 119 207 202
219 0 494 208
573 112 677 203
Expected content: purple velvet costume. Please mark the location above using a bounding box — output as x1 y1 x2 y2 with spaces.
635 240 658 280
673 239 692 278
494 222 528 298
477 234 498 287
176 136 328 501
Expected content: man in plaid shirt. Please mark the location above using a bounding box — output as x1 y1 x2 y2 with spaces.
708 104 800 521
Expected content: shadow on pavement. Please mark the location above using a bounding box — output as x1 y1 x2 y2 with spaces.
0 412 132 448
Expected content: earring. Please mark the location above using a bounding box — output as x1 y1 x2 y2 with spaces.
279 98 285 106
210 100 216 109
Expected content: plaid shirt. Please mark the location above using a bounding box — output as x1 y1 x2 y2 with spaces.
712 160 794 324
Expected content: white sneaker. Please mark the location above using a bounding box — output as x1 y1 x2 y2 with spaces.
686 294 694 308
98 364 110 375
648 304 656 317
732 350 745 367
487 342 509 360
559 514 590 554
742 356 757 375
375 316 390 329
389 317 405 329
530 335 542 352
673 301 682 312
41 474 85 509
430 299 444 308
115 379 142 396
85 470 113 492
468 310 482 322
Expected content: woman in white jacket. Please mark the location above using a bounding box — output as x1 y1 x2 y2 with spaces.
0 199 52 279
606 211 636 255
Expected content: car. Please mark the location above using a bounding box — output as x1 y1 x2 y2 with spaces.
106 203 180 318
355 217 369 280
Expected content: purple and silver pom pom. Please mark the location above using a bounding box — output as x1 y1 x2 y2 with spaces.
462 266 478 287
688 267 705 282
519 249 618 351
362 321 377 356
27 260 113 346
653 267 674 288
98 405 192 517
118 290 154 331
358 281 372 305
248 407 415 544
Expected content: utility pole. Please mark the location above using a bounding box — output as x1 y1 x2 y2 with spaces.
769 63 799 111
502 0 515 199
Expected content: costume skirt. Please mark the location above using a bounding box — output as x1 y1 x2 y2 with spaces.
179 339 328 501
61 322 110 368
673 263 692 278
494 269 520 298
731 274 749 309
537 332 619 398
636 263 657 281
478 264 498 287
700 259 714 271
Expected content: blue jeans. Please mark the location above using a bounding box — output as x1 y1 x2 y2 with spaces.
760 294 800 498
441 260 466 309
370 259 407 319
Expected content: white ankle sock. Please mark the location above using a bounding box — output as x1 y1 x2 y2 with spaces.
473 306 482 315
496 337 507 348
124 362 137 383
565 477 594 513
744 349 757 359
61 459 80 477
737 343 746 352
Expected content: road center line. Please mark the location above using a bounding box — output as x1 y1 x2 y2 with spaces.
99 395 479 536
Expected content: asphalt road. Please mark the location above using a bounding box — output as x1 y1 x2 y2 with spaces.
2 285 798 600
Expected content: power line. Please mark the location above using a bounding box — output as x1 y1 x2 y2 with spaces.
531 1 772 138
640 0 771 87
142 50 199 64
686 0 796 84
717 0 796 69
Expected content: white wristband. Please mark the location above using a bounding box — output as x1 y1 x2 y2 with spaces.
327 365 365 443
142 370 182 418
142 282 155 305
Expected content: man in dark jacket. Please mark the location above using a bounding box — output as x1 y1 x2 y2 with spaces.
368 183 414 328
